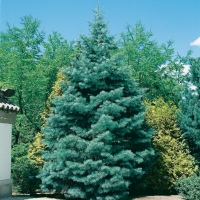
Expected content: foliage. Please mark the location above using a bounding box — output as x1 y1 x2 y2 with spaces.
12 143 40 194
0 16 73 145
28 132 45 168
0 15 73 195
28 71 66 168
145 98 197 194
175 173 200 200
41 71 66 121
178 58 200 165
0 15 47 144
40 31 74 103
39 8 155 200
120 22 188 104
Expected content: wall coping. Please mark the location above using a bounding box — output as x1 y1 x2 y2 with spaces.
0 89 19 122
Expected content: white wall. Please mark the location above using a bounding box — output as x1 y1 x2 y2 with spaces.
0 123 12 180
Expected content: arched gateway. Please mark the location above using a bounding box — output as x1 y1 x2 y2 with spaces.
0 89 19 198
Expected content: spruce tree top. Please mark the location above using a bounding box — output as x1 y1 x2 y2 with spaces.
65 8 128 94
40 8 154 200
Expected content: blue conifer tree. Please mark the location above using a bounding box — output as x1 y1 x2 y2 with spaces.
179 58 200 164
39 8 155 199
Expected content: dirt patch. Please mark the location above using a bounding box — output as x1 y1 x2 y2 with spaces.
2 197 61 200
1 195 184 200
134 195 184 200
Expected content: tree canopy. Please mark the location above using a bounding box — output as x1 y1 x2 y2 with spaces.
120 21 189 105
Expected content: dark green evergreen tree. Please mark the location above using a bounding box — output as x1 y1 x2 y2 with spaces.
178 58 200 164
39 8 155 200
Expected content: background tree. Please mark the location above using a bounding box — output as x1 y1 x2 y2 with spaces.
0 15 46 144
120 22 188 105
145 98 197 194
39 8 155 200
0 16 48 194
40 32 74 102
0 15 73 194
28 71 66 169
0 17 74 145
27 34 72 182
178 58 200 165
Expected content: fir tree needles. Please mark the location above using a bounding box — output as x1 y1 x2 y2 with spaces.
39 8 155 200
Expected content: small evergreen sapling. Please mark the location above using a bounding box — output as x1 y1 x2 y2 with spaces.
39 8 155 200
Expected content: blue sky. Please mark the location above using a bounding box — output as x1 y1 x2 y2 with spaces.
0 0 200 57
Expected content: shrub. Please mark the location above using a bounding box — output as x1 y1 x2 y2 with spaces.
145 98 198 194
28 132 45 169
175 173 200 200
12 143 40 194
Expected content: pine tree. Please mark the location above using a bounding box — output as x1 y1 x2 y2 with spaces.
39 8 155 200
145 98 197 194
178 58 200 165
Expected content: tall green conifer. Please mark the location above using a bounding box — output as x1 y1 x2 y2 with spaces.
39 8 155 200
178 58 200 164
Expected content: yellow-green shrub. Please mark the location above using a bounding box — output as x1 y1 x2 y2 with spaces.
28 71 66 168
28 132 45 168
145 98 198 194
41 71 66 121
